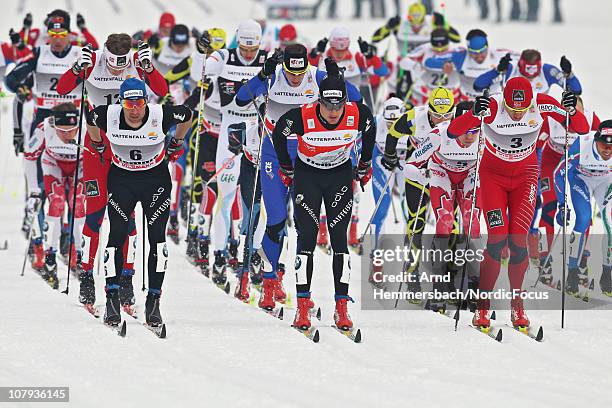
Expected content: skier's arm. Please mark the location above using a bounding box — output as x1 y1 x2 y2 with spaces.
138 59 169 97
357 102 376 163
448 98 497 137
56 52 96 95
384 108 416 155
23 125 44 193
80 27 99 50
164 55 192 84
355 52 388 77
407 129 441 166
542 63 581 94
272 107 304 168
86 105 109 142
591 112 601 130
424 49 465 71
554 138 581 206
204 50 227 77
162 105 193 140
4 49 38 92
236 71 272 107
536 93 589 134
473 67 503 92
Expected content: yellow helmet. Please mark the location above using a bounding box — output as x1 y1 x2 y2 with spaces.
407 2 426 25
428 87 455 114
207 27 227 51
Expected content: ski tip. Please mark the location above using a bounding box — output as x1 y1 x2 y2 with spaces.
452 308 460 320
535 326 544 342
316 307 322 321
118 321 127 337
224 282 230 294
424 299 431 310
278 307 284 320
490 310 497 320
354 328 362 343
313 329 320 343
495 328 503 342
159 324 167 339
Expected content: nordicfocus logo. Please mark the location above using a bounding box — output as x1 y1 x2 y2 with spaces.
433 98 451 106
289 58 305 69
512 89 525 101
123 89 143 99
322 90 343 99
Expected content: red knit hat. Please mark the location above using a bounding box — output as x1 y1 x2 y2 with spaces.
279 24 297 42
503 77 533 111
159 12 175 30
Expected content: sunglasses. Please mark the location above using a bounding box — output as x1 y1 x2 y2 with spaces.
122 99 146 109
320 99 345 112
429 110 454 120
466 128 480 135
468 46 488 55
48 30 69 38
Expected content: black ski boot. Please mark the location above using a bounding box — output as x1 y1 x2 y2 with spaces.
119 273 135 307
196 235 211 276
212 250 228 285
228 239 239 270
42 249 59 290
167 213 179 244
250 251 263 286
538 255 554 286
59 229 70 258
428 281 447 313
104 288 122 326
145 291 163 327
566 267 580 296
79 270 96 305
185 229 198 262
180 187 189 222
600 266 612 296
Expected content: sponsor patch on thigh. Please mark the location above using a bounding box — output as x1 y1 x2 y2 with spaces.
486 209 504 228
85 180 100 197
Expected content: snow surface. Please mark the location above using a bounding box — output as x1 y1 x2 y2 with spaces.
1 1 612 407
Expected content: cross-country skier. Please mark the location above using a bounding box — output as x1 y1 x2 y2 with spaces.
271 71 376 331
56 33 168 312
85 78 191 327
132 12 176 46
448 76 588 330
16 10 99 49
151 24 193 77
554 121 611 297
236 52 362 308
24 103 84 288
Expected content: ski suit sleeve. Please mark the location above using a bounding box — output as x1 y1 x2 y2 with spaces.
236 72 272 107
425 49 466 71
204 50 227 77
164 55 192 84
137 58 169 97
358 102 376 163
536 93 589 134
448 98 497 138
80 28 99 50
385 107 417 155
356 52 388 77
542 63 582 94
407 128 442 166
272 107 304 168
473 65 506 92
591 112 600 131
4 48 38 92
86 105 109 132
56 52 96 95
24 124 45 193
554 138 581 206
161 105 193 133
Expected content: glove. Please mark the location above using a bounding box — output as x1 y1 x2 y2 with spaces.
76 13 86 30
262 52 281 77
13 129 24 155
381 152 400 171
496 53 511 73
166 137 184 161
78 46 93 68
316 37 328 54
160 93 175 106
278 165 294 187
16 84 32 103
358 37 375 59
138 42 153 71
473 95 490 116
191 27 201 40
228 122 245 155
556 206 571 226
9 29 20 45
386 15 400 30
561 91 577 112
355 160 373 186
90 139 106 156
23 13 33 29
26 192 42 214
148 33 160 49
560 55 572 76
324 57 341 78
196 32 212 54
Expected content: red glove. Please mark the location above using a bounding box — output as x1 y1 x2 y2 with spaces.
166 137 184 162
278 165 294 187
355 160 372 187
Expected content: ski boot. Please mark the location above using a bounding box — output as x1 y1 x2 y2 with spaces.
527 228 540 266
166 212 180 244
69 247 81 274
119 271 136 316
510 297 530 330
249 251 263 287
565 267 580 297
472 298 491 331
196 235 211 276
185 229 198 263
31 238 45 271
78 269 96 305
60 228 70 259
211 250 228 285
428 281 447 313
466 276 480 312
316 216 331 254
333 296 354 330
180 187 189 222
234 269 250 302
538 255 554 286
227 239 240 270
405 269 422 305
348 216 362 254
274 263 287 303
21 210 31 238
42 249 59 290
368 262 385 289
292 296 312 330
104 286 122 326
600 266 612 297
145 291 163 327
258 277 276 310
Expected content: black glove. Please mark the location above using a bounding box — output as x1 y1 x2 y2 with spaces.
16 84 32 103
9 29 20 45
196 32 212 54
473 95 490 116
324 57 341 78
13 129 24 155
148 33 160 49
262 51 282 77
76 13 86 30
496 53 511 73
358 37 375 59
381 152 400 171
23 13 33 29
191 27 201 40
316 37 328 54
433 12 445 27
386 15 400 30
355 160 373 187
560 55 572 76
228 122 246 155
561 91 577 112
166 137 184 160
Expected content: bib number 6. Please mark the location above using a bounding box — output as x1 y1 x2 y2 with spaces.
129 149 142 160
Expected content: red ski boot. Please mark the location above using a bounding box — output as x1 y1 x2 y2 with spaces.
472 298 491 330
273 265 287 303
234 270 250 302
527 229 540 264
258 278 276 310
292 297 312 330
333 296 354 330
317 216 330 253
511 297 530 329
31 239 45 271
348 216 360 248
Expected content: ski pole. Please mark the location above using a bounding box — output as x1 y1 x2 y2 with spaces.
20 201 42 276
561 72 571 329
202 153 238 188
453 89 488 330
61 58 89 295
141 211 146 291
359 167 396 241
